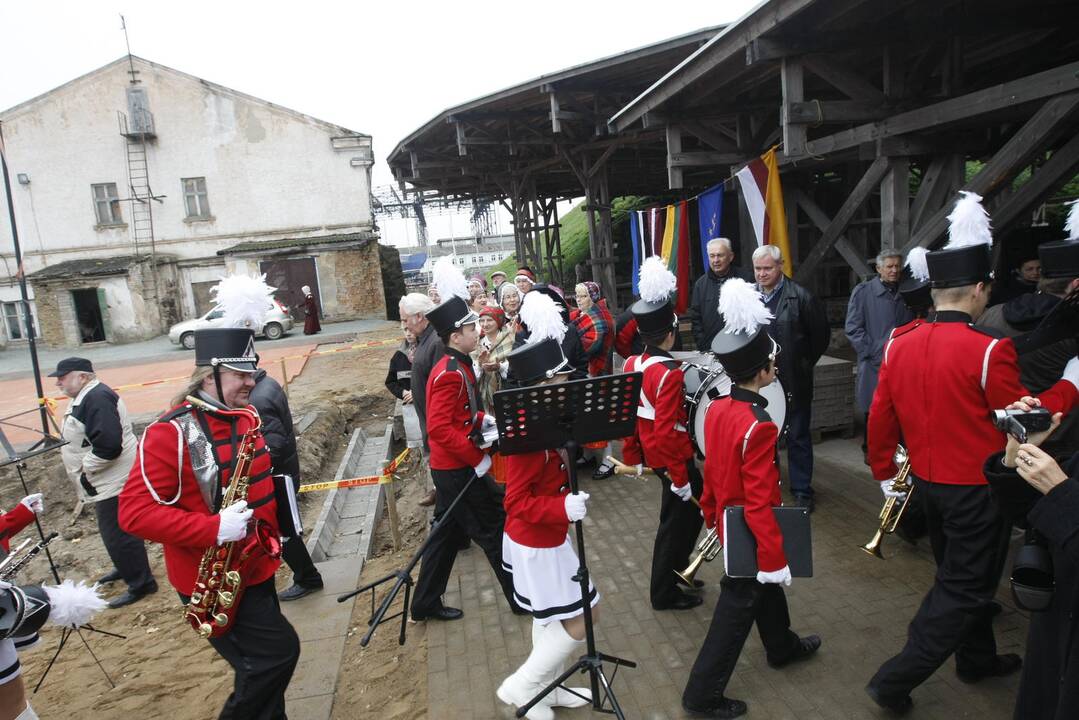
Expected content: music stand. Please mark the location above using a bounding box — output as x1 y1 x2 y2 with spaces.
492 371 642 720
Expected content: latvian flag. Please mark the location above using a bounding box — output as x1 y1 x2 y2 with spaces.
735 146 793 277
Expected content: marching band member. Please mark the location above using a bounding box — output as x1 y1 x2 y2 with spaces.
496 295 594 720
120 276 299 719
682 279 820 719
409 264 521 622
623 257 703 611
865 192 1079 713
0 494 44 720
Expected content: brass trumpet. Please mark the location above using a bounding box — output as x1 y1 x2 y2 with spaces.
676 526 721 586
861 446 914 559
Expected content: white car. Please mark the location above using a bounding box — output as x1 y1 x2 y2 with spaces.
168 300 294 349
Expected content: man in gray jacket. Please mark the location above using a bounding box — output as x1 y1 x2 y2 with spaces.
54 357 156 608
845 251 912 460
401 293 440 507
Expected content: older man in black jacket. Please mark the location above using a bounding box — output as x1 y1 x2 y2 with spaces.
688 237 754 351
753 245 830 511
250 369 325 601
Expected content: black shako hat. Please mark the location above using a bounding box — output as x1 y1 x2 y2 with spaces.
426 295 478 336
630 297 676 336
927 245 993 288
507 337 571 385
194 327 258 372
1039 239 1079 279
899 278 932 314
711 326 775 378
48 357 94 377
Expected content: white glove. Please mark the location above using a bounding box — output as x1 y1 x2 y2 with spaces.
634 464 643 477
474 454 493 478
757 565 792 586
20 493 44 514
565 492 590 522
480 414 497 434
880 479 907 501
670 482 693 502
1062 356 1079 392
216 500 253 544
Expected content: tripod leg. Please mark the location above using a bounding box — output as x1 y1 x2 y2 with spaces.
32 628 69 693
594 665 627 720
75 628 116 689
14 463 60 584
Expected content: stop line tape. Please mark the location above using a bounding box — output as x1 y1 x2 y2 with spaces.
39 334 401 402
297 447 411 493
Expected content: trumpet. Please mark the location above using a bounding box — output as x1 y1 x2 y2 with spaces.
861 446 914 559
676 526 721 586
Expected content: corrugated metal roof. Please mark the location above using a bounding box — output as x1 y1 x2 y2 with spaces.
218 230 378 255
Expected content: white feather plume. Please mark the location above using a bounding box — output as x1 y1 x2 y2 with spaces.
638 256 676 305
42 580 108 628
718 278 773 336
945 191 993 249
211 274 276 329
432 256 470 302
906 246 930 282
1065 199 1079 241
520 291 567 345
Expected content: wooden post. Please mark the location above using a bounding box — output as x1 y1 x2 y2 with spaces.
280 357 289 399
781 57 807 157
382 460 401 551
880 157 910 251
666 124 684 189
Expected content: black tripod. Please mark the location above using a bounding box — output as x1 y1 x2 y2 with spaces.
336 471 480 647
493 372 643 719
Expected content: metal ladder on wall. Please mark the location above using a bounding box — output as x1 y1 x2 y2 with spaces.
118 110 161 309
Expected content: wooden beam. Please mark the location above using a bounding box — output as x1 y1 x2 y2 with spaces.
792 188 873 280
455 122 467 157
668 151 744 167
549 93 562 134
992 132 1079 233
802 54 885 102
794 157 888 281
804 62 1079 160
908 156 950 233
880 157 910 251
902 92 1079 252
666 125 684 189
680 121 740 153
786 100 889 125
781 58 806 157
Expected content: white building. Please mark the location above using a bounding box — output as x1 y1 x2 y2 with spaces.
0 55 384 347
400 234 517 285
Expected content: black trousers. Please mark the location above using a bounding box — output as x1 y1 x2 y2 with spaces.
683 576 801 706
410 466 517 616
206 579 300 720
869 479 1011 700
651 460 704 607
93 496 155 592
280 476 323 588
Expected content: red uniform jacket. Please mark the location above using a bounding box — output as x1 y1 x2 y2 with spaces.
869 311 1078 485
119 401 281 595
699 387 786 573
426 348 488 471
622 347 694 487
504 449 571 548
0 502 34 553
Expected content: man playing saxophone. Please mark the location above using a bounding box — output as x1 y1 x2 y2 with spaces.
120 316 299 718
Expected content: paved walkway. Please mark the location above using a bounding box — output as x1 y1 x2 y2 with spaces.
426 437 1028 719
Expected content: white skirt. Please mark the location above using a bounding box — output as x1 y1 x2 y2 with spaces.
502 534 599 624
0 638 20 685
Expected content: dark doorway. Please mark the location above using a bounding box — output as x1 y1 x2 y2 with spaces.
71 288 107 343
190 280 219 317
259 257 321 319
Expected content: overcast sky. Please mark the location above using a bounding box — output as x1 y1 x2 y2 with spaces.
0 1 758 246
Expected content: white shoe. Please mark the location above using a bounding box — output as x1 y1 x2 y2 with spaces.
497 622 557 720
17 703 39 720
531 621 591 708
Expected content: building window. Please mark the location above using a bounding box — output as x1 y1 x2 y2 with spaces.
92 183 122 225
182 177 211 218
2 301 34 341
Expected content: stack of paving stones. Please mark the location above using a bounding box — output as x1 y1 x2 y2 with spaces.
811 355 855 438
427 439 1028 719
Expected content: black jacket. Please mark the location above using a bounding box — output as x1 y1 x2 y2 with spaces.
411 323 444 451
984 451 1079 720
762 278 830 404
688 265 754 351
385 348 413 399
249 369 300 481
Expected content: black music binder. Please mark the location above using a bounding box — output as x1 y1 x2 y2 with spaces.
722 506 813 578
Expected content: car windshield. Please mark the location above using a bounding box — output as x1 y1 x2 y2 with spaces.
206 309 224 320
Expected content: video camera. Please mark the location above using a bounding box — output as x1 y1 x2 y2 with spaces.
991 407 1052 443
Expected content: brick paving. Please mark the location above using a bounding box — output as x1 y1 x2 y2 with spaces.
425 437 1028 719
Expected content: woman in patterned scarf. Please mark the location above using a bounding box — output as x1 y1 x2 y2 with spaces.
474 306 516 411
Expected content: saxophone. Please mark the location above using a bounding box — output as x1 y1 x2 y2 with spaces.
184 400 281 638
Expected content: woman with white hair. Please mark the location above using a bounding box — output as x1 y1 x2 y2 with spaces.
500 283 524 333
302 285 320 335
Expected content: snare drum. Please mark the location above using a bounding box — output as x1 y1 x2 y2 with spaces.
681 354 787 458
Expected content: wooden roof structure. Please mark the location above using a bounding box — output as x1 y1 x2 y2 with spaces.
386 27 722 295
610 0 1079 286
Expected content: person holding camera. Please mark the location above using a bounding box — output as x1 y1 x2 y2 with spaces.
864 193 1079 713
